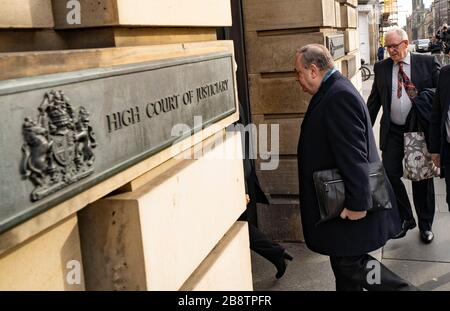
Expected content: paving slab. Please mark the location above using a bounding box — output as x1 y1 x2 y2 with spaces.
383 259 450 291
434 178 447 195
383 213 450 263
436 194 449 213
252 243 334 291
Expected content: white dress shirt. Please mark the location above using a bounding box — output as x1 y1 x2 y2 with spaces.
390 53 412 126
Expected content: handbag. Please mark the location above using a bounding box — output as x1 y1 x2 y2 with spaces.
403 132 439 181
312 162 393 225
403 103 439 181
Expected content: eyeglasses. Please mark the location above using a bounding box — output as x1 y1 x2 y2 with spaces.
384 41 406 50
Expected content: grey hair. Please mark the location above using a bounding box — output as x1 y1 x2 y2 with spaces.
385 27 409 41
296 44 334 72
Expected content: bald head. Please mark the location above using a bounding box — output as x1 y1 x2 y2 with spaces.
294 44 335 95
295 44 335 72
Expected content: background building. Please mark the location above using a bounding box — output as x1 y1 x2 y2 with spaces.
435 0 449 27
408 0 428 40
358 0 383 64
409 0 450 40
425 8 435 38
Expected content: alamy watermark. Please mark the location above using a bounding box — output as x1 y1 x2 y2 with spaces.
170 116 280 171
366 260 381 285
66 260 82 285
66 0 81 25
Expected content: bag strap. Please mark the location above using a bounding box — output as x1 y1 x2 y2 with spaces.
406 96 426 133
407 107 417 132
404 84 426 133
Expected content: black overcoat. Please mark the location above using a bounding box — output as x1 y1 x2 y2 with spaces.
430 65 450 175
297 72 401 257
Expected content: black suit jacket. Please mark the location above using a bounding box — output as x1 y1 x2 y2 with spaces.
367 53 441 151
297 72 401 257
430 65 450 170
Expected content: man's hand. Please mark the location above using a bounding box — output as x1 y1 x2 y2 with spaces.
340 208 367 221
432 154 441 168
245 194 250 205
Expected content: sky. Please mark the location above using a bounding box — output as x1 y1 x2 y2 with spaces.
398 0 433 27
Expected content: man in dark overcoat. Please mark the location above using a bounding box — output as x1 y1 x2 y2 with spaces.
296 44 416 291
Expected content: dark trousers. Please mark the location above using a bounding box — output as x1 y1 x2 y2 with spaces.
382 123 435 231
443 143 450 211
248 224 285 265
330 254 418 291
239 206 285 266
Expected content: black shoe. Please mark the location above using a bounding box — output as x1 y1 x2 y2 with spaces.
420 230 434 244
393 219 417 239
275 251 293 279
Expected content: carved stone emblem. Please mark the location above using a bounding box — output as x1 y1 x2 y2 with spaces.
20 90 97 202
326 34 345 61
329 39 336 57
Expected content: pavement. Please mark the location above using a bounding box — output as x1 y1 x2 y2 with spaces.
251 69 450 291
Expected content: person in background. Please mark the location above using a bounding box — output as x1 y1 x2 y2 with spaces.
445 25 450 54
430 65 450 211
242 161 293 279
437 24 450 54
367 27 440 244
429 35 444 55
235 104 293 280
378 44 385 62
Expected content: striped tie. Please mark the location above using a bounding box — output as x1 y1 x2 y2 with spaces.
398 62 418 99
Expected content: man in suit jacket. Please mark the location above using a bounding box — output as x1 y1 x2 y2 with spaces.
367 27 441 244
295 44 416 290
430 65 450 210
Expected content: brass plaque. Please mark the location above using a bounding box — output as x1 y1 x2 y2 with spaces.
0 52 236 233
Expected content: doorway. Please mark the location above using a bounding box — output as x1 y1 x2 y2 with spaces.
359 11 371 65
